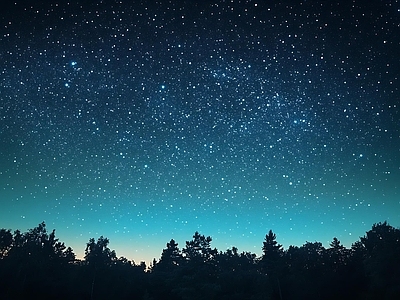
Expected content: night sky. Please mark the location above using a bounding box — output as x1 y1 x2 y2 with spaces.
1 0 399 263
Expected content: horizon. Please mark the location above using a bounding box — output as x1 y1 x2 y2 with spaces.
2 218 394 265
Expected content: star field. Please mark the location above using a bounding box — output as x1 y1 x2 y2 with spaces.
1 0 399 262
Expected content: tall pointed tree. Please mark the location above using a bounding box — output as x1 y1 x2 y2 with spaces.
157 239 183 271
260 230 284 300
261 230 284 273
327 237 348 271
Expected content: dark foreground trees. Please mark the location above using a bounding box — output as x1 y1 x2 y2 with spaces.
0 221 399 299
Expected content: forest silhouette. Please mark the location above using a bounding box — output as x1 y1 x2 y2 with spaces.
0 221 399 299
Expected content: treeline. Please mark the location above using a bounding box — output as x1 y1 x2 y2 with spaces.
0 222 399 299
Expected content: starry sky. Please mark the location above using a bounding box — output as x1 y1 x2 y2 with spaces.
1 0 399 263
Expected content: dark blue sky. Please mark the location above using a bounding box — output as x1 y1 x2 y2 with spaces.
1 0 399 263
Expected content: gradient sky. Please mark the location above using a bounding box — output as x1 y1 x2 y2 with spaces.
1 0 399 264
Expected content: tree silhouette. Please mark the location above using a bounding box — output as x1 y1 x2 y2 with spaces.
261 230 284 272
183 231 217 264
84 236 117 300
300 241 326 271
215 247 260 299
172 232 220 299
260 230 284 299
0 229 12 258
360 222 400 297
7 222 75 266
0 220 399 299
327 237 348 271
156 239 183 272
85 236 116 268
0 222 76 298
